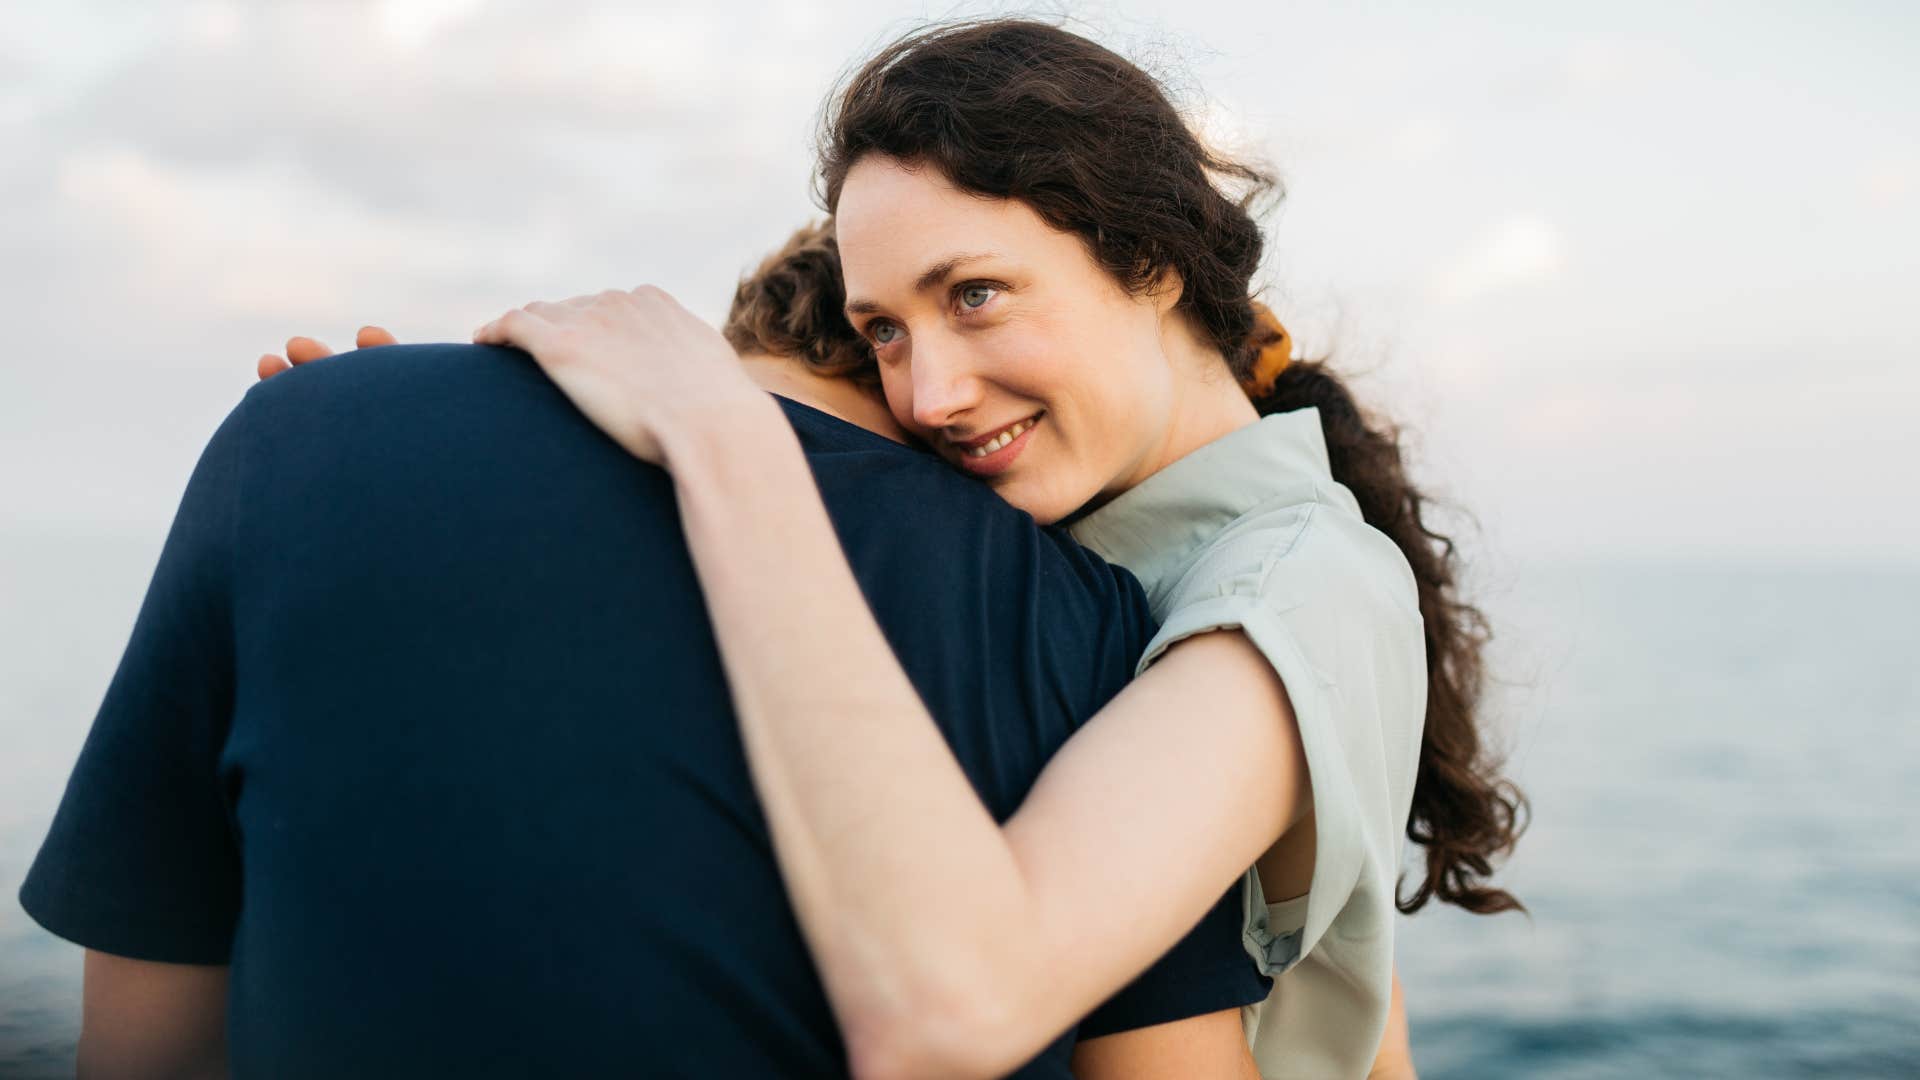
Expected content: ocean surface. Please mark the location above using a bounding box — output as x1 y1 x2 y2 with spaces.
2 526 1915 1078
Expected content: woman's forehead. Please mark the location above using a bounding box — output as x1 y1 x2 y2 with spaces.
840 159 1007 244
837 159 1083 287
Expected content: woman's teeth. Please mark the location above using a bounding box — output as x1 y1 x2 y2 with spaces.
964 417 1037 458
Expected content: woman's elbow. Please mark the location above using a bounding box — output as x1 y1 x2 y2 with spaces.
842 980 1041 1080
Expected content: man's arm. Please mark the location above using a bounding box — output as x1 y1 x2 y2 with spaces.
19 398 248 1075
1073 967 1417 1080
79 951 229 1080
1072 1009 1260 1079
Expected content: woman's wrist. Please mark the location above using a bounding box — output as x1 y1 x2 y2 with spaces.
647 383 782 472
655 388 795 484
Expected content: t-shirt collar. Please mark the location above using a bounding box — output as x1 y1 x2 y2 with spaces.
1068 407 1341 597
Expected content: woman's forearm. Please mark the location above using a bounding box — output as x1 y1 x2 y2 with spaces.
664 400 1045 1076
658 399 1303 1078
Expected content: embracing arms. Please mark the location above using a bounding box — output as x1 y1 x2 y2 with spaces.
450 288 1311 1077
665 402 1310 1078
256 307 1418 1079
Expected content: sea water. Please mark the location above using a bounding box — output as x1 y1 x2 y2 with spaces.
1394 559 1919 1078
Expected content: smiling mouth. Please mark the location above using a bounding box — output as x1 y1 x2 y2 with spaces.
950 413 1043 458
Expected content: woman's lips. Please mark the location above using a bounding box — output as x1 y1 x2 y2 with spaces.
950 414 1042 478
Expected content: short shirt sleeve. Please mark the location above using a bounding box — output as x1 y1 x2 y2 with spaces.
17 397 250 964
1130 498 1427 985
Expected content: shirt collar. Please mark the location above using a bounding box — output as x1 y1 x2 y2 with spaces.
1068 406 1349 598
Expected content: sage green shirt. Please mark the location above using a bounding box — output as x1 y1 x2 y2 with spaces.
1069 406 1427 1080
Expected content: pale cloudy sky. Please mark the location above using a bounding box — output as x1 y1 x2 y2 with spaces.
2 0 1916 566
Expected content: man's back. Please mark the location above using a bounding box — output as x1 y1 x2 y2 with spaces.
21 344 1261 1076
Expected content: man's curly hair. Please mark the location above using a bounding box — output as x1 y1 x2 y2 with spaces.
721 219 878 388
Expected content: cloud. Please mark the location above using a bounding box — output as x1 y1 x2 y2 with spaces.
37 1 863 227
374 0 487 50
1559 37 1657 93
51 143 570 321
2 1 1914 565
2 0 875 355
1862 158 1917 208
1385 118 1453 165
1430 215 1565 305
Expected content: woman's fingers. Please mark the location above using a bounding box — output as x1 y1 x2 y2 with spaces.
522 300 572 321
285 336 334 366
257 326 396 382
472 307 553 350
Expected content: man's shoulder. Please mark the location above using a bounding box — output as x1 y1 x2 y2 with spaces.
798 427 1152 634
795 418 1068 559
773 397 1047 534
237 346 1143 610
242 343 561 423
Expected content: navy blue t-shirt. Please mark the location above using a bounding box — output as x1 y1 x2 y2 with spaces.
19 344 1268 1077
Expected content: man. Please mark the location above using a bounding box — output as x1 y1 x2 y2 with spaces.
18 223 1278 1077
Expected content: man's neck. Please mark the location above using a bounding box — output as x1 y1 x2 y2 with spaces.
738 354 909 444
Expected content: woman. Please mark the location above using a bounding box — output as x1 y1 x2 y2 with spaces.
277 20 1523 1078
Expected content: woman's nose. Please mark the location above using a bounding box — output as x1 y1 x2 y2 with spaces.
908 335 984 432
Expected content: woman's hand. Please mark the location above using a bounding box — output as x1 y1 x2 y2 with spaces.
471 286 760 466
256 325 398 380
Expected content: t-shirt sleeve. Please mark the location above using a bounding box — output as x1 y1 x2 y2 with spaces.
1075 879 1273 1038
17 397 250 964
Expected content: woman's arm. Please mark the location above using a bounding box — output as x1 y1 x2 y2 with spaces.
673 410 1308 1079
1368 969 1417 1080
477 289 1311 1080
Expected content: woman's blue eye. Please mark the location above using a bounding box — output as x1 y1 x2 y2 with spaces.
871 322 900 344
960 284 995 309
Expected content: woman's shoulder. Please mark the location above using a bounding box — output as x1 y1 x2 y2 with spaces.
1130 484 1425 710
1175 483 1421 627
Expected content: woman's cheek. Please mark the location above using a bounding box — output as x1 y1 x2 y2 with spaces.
878 365 922 435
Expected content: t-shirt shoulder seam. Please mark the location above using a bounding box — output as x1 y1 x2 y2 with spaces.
1243 497 1321 598
1241 493 1404 609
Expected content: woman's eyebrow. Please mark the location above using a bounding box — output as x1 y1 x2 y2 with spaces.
844 251 1002 317
911 251 1000 292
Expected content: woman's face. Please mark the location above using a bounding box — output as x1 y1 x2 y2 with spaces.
834 155 1181 525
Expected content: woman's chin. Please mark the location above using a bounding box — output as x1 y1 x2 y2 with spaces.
990 478 1081 527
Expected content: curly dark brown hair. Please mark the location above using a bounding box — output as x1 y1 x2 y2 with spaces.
817 17 1528 915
